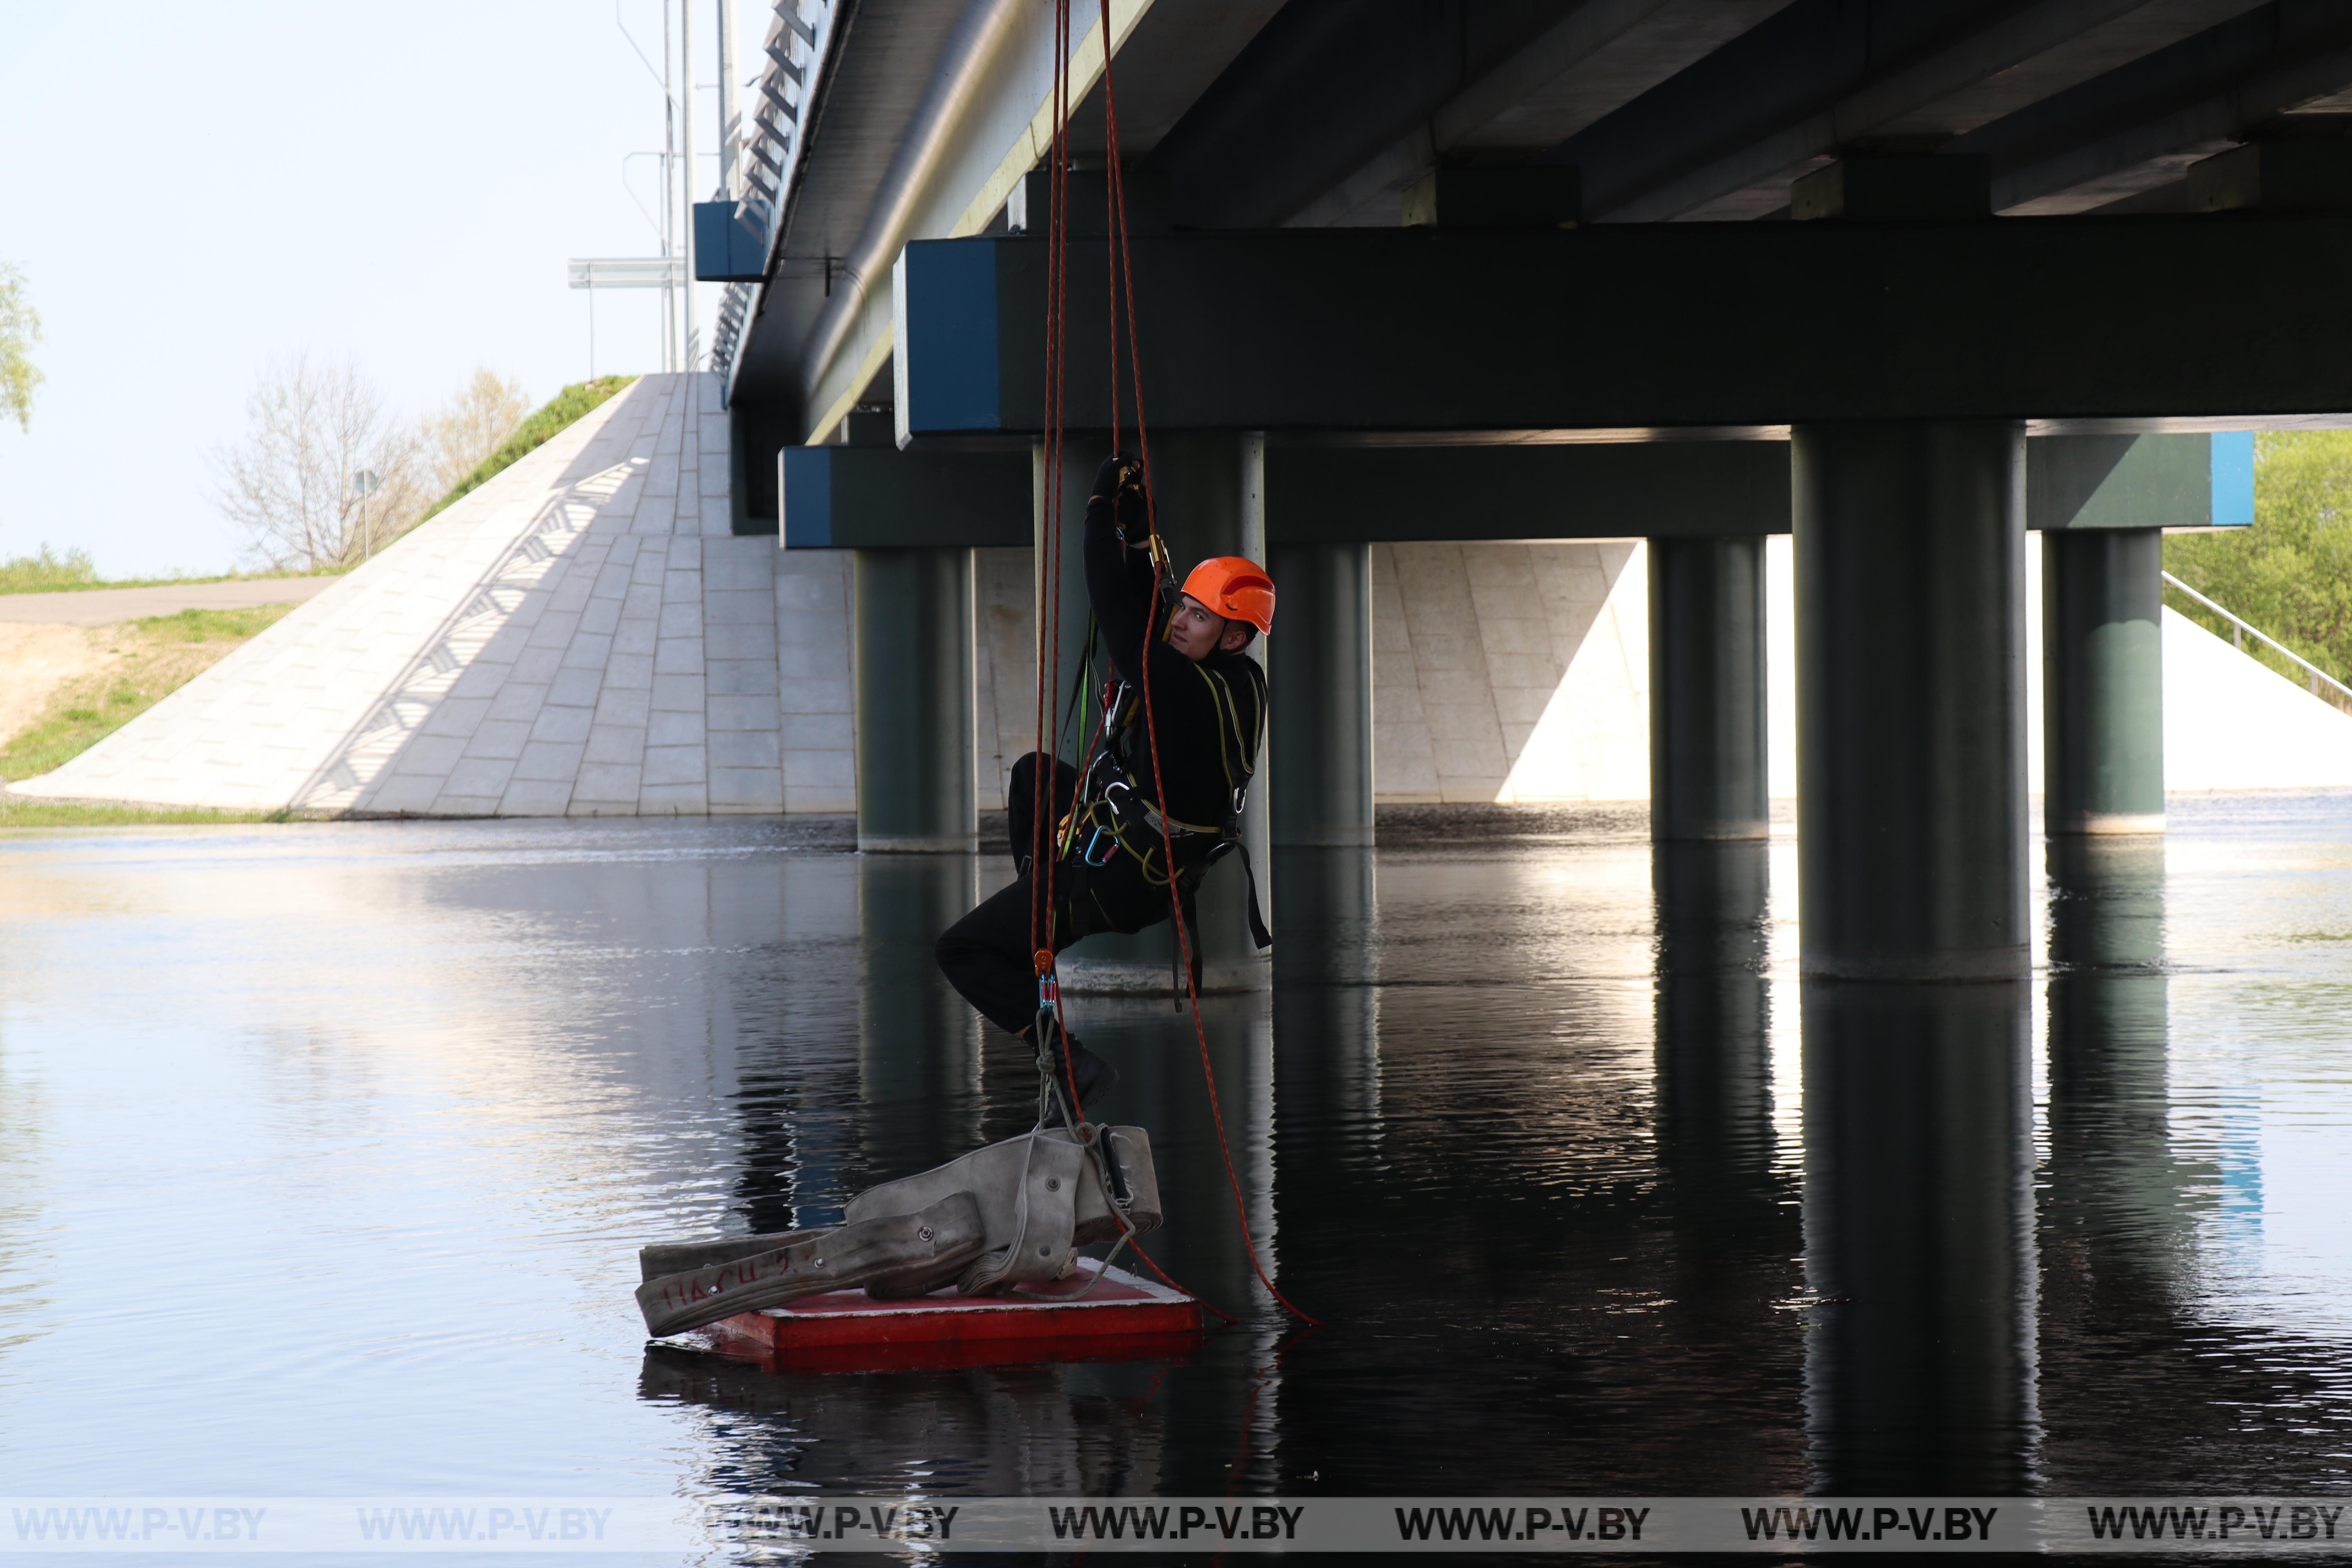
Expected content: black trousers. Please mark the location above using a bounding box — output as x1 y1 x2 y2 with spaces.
935 752 1171 1034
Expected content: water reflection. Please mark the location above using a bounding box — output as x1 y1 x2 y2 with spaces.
1802 980 2039 1494
1654 842 1775 1196
641 1347 1179 1495
857 855 982 1183
728 855 861 1234
2033 835 2270 1493
1651 842 1798 1481
8 807 2352 1514
1247 831 1811 1495
1274 848 1381 1173
2043 837 2204 1283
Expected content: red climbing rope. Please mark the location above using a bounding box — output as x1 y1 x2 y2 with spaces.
1029 0 1318 1329
1093 0 1319 1328
1030 0 1071 960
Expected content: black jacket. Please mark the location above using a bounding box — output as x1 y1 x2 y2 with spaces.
1082 495 1265 835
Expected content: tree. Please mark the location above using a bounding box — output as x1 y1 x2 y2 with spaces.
2166 430 2352 687
421 368 531 496
208 354 426 571
0 262 42 432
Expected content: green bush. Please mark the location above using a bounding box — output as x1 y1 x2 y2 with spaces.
0 543 98 591
406 374 637 532
2166 431 2352 686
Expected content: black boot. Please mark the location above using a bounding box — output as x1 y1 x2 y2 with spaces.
1030 1017 1118 1128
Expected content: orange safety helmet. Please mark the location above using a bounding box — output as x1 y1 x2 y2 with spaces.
1179 556 1276 636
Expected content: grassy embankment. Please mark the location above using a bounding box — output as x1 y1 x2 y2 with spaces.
0 376 639 827
0 606 296 826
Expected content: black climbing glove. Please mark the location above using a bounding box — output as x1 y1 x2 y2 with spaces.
1091 453 1151 544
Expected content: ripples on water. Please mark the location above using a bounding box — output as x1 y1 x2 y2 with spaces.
0 795 2349 1539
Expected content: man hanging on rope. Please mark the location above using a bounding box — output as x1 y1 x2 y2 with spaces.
935 454 1275 1126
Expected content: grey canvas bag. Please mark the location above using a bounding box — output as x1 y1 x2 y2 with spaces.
634 1126 1161 1335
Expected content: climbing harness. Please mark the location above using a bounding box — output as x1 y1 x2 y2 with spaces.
1058 655 1270 960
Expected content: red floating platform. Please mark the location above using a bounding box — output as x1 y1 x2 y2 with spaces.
703 1259 1205 1374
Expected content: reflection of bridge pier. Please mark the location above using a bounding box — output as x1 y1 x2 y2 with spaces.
726 856 860 1235
1653 840 1784 1297
1653 841 1773 1196
1076 991 1276 1319
1651 841 1800 1476
1802 980 2038 1494
856 854 983 1185
1272 846 1380 1173
724 851 981 1236
1051 986 1284 1488
2043 837 2209 1305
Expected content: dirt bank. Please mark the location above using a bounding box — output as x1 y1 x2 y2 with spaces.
0 624 104 747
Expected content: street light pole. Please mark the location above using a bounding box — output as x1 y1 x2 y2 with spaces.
351 470 380 563
717 0 740 200
661 0 676 372
681 0 698 373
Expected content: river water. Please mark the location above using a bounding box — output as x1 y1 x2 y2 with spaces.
1 798 2348 1553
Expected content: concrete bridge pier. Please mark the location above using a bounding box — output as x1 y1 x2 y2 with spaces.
1793 421 2029 981
2044 528 2165 836
852 546 977 852
1648 535 1769 842
1269 541 1374 849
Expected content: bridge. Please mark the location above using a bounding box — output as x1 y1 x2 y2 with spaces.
701 0 2352 987
679 7 2352 1477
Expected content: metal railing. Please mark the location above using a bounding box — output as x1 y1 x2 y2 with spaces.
2161 571 2352 701
711 0 844 388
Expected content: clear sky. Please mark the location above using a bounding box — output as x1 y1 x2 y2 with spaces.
0 2 760 578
